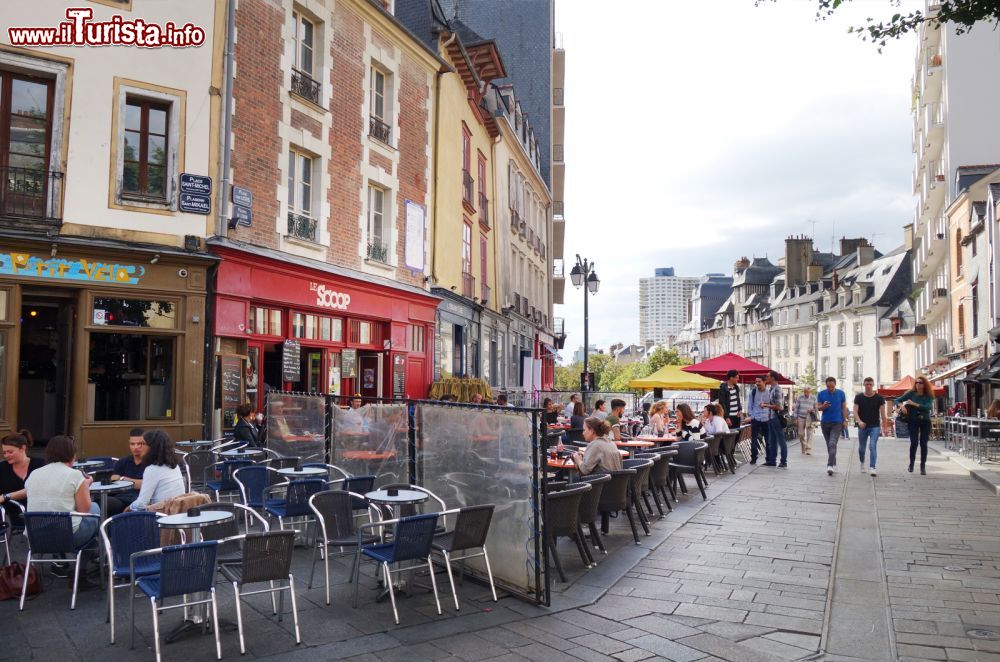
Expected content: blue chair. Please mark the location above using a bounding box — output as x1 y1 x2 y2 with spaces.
130 541 221 661
20 510 101 610
335 475 375 521
234 465 283 522
301 462 350 482
100 512 161 644
206 459 253 502
353 513 441 624
264 478 325 532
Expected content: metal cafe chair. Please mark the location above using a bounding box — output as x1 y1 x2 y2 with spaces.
100 511 161 644
20 509 101 611
308 490 382 605
432 504 498 610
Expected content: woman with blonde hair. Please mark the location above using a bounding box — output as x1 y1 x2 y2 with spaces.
648 401 668 437
894 375 934 475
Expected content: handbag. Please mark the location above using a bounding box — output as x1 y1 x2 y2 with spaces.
0 562 42 601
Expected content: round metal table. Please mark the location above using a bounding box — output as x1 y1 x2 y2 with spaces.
73 460 104 471
89 479 134 520
219 448 265 459
277 466 327 478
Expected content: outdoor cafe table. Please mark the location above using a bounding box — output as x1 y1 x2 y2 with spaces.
277 466 327 478
220 448 265 459
73 460 104 472
89 479 134 521
157 510 236 642
633 435 679 444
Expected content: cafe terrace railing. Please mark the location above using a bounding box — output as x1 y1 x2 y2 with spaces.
263 392 548 604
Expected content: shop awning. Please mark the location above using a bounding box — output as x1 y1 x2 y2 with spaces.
878 375 945 397
931 360 979 382
681 352 795 385
628 365 719 390
539 343 561 361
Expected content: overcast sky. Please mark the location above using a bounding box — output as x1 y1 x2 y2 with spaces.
554 0 921 359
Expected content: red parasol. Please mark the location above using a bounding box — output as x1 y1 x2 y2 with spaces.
682 352 795 385
877 375 944 397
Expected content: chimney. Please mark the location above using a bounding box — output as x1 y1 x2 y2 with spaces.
734 257 750 275
857 244 875 266
832 269 840 290
784 234 813 287
807 263 823 282
839 236 869 257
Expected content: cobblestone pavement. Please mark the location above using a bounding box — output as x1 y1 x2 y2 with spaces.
7 437 1000 661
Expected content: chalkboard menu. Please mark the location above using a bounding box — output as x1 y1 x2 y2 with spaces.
342 348 358 378
392 354 406 399
219 354 244 430
282 339 301 382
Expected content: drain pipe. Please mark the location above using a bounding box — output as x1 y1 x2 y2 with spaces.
430 31 457 285
216 0 236 236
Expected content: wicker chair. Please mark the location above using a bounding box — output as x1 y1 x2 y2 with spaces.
219 531 301 655
432 504 498 610
597 468 641 544
573 474 611 556
193 502 270 564
703 435 723 477
720 431 739 473
100 512 161 643
308 490 382 606
206 459 254 502
621 458 655 533
20 510 100 611
544 482 592 582
670 441 709 500
634 453 671 515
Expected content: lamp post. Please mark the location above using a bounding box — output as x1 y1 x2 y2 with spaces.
569 255 600 392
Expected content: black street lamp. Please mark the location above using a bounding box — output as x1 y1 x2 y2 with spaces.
570 254 600 392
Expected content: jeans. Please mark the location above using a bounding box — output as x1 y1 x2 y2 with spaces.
858 425 880 468
766 416 787 465
821 422 844 467
71 502 101 549
750 419 768 462
909 417 931 466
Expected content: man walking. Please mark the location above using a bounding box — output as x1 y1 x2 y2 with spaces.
794 386 818 455
747 376 770 465
718 369 743 428
853 377 888 476
817 377 849 476
761 370 788 468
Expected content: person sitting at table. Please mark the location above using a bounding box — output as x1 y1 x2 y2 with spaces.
127 430 186 512
541 398 560 426
648 401 668 437
470 393 484 404
233 404 261 447
567 401 587 442
562 393 581 419
340 393 368 433
25 435 101 550
702 404 730 437
106 427 148 514
496 393 513 407
572 417 624 476
606 399 627 441
676 403 704 440
592 399 609 420
0 430 45 529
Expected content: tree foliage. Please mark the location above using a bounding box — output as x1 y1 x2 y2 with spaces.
553 347 690 393
757 0 1000 49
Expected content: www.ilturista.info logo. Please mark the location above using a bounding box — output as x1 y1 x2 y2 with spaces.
7 7 206 48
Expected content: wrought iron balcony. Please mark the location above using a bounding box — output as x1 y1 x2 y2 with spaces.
462 170 474 207
461 271 475 299
366 241 389 263
481 283 490 306
479 193 489 227
1 166 62 221
287 211 317 242
290 69 321 105
369 115 392 146
555 317 566 335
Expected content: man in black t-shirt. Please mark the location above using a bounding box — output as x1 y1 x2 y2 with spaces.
718 369 743 428
110 427 149 507
852 377 887 476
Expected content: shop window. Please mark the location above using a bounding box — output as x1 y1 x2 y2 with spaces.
249 306 283 336
292 312 342 341
92 298 175 328
409 325 424 353
89 334 175 421
122 98 169 200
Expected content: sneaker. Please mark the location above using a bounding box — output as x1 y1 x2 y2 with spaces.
860 464 867 474
869 467 877 477
827 466 834 476
778 463 787 468
750 459 757 465
51 562 71 578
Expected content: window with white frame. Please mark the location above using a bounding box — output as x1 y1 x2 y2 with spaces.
366 184 388 263
821 358 830 379
853 322 862 345
287 149 316 241
852 357 863 383
290 12 321 104
837 322 846 346
837 357 846 380
369 65 392 145
822 325 830 347
113 82 182 210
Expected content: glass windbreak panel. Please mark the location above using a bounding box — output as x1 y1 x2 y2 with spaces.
265 392 326 462
89 334 175 421
332 402 407 487
92 298 175 328
416 404 539 600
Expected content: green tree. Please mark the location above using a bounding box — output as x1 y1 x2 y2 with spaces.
801 362 819 393
757 0 1000 49
646 346 688 373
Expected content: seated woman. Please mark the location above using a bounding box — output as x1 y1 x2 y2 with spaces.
648 401 668 437
571 417 623 476
702 404 731 437
233 404 261 447
128 430 186 511
0 430 46 529
566 401 587 442
24 435 100 549
676 403 703 440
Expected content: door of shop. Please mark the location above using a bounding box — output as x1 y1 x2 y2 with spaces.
358 353 381 400
18 294 74 442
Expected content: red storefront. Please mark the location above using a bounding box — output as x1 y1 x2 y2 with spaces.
210 243 437 420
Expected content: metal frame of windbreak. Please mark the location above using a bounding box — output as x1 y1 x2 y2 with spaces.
262 391 548 605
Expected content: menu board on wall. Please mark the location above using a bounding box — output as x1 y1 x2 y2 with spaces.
393 354 406 399
282 339 301 382
219 354 244 430
342 348 358 378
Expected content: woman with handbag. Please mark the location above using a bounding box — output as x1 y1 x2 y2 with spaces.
894 375 934 475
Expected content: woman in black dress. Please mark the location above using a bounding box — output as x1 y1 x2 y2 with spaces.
0 430 45 528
